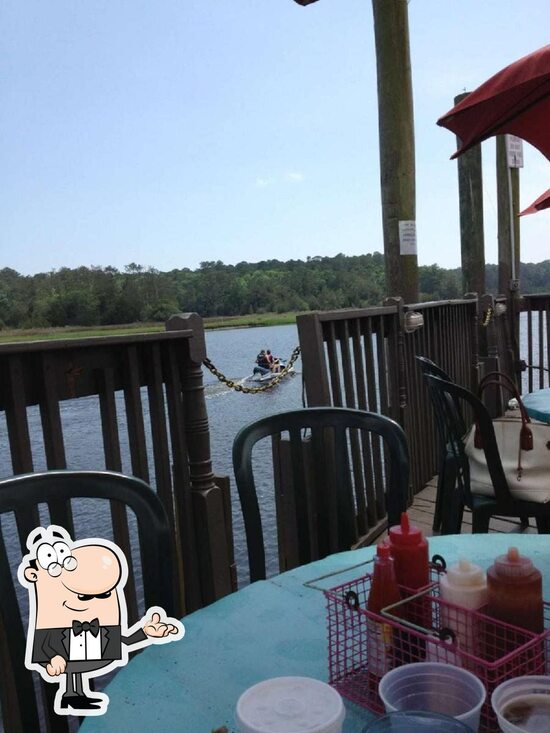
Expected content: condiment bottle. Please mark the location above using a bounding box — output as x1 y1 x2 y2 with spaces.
367 543 401 677
439 558 488 658
487 547 543 634
387 512 429 591
387 512 430 655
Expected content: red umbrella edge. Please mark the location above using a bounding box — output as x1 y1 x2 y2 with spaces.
437 44 550 161
519 187 550 216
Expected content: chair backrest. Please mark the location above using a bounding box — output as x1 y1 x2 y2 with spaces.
232 407 409 583
416 356 467 437
424 376 511 505
0 470 174 733
416 356 453 382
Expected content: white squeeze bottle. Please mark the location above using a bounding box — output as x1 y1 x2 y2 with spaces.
439 558 488 659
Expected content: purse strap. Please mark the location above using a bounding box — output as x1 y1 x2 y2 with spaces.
474 371 533 458
478 371 531 424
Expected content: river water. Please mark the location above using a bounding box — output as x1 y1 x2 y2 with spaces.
0 317 541 586
0 324 303 586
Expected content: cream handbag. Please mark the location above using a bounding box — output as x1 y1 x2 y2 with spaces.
464 372 550 503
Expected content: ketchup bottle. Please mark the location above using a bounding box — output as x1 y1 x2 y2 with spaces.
386 513 430 662
487 547 543 634
387 512 429 591
366 543 401 678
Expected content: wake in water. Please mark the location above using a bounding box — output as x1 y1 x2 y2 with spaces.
204 378 249 398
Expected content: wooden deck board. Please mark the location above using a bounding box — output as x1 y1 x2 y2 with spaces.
377 476 537 542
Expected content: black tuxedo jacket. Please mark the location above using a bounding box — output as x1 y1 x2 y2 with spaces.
32 625 147 664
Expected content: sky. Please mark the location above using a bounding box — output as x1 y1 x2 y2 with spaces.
1 0 549 275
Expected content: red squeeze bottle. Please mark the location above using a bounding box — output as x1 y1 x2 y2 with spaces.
387 512 429 591
387 513 430 663
366 543 401 679
487 547 543 634
368 543 401 615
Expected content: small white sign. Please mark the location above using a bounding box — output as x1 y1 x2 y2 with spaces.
399 220 417 256
506 135 524 168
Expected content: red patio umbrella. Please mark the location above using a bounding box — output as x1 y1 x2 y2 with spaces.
519 187 550 216
437 44 550 160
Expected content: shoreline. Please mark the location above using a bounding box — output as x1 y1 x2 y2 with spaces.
0 312 298 344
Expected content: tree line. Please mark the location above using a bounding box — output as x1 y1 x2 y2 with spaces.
1 255 550 329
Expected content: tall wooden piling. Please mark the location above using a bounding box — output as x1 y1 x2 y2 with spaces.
496 136 520 295
455 93 485 296
496 135 521 376
372 0 418 303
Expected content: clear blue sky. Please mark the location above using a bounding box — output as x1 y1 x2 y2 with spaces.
2 0 549 275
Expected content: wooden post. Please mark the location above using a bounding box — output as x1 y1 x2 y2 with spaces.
296 312 331 406
455 93 485 295
372 0 418 304
166 313 234 605
496 136 521 374
496 136 520 295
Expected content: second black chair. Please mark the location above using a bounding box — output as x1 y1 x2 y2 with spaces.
232 406 409 583
416 356 466 531
425 374 550 534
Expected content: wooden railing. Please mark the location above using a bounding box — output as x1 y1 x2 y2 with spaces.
519 293 550 391
480 292 550 397
0 313 235 618
297 298 479 536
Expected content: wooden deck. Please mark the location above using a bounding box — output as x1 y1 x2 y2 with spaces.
382 477 537 539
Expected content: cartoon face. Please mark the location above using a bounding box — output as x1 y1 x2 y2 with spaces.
24 543 123 629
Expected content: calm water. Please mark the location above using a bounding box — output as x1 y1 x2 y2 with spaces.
0 316 541 585
0 324 303 586
204 324 303 580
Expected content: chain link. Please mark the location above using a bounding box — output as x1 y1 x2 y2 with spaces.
203 345 301 394
481 306 493 328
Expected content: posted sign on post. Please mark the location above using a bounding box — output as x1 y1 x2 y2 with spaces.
506 135 524 168
399 221 417 255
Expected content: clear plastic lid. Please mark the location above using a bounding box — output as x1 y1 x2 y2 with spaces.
236 676 345 733
493 547 535 579
446 558 486 588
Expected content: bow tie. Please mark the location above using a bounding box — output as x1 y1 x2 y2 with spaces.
72 619 100 637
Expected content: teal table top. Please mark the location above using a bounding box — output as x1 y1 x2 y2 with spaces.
523 388 550 423
80 534 550 733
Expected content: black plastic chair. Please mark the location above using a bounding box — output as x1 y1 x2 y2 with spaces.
0 470 174 733
424 375 550 535
416 356 466 531
232 407 409 583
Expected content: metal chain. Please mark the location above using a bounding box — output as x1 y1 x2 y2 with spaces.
481 306 493 327
203 345 301 394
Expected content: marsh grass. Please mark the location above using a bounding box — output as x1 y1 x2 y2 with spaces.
0 312 297 343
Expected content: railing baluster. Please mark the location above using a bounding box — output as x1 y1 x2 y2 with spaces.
123 345 150 483
39 353 67 470
5 357 34 475
96 366 138 623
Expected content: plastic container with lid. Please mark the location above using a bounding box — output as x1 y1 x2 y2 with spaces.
439 558 488 658
236 676 345 733
387 512 429 591
486 547 543 634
